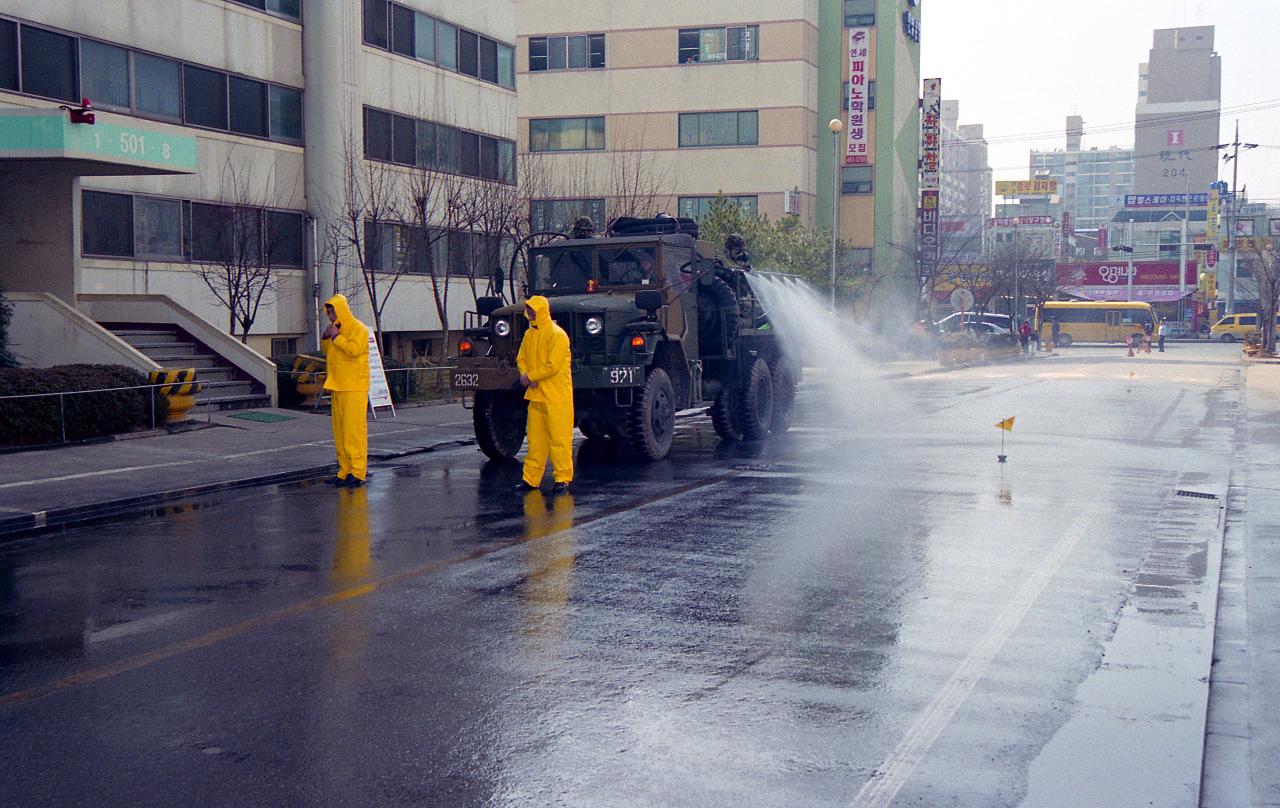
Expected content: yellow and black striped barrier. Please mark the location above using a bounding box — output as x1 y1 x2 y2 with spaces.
149 368 202 423
290 355 327 406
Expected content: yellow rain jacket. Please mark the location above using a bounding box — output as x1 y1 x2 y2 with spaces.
323 294 371 481
322 294 370 392
517 296 574 486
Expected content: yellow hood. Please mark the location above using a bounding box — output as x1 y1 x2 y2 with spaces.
526 295 552 327
326 293 357 327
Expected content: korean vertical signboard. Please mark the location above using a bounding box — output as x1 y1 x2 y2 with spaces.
845 29 870 165
919 78 942 283
921 78 941 190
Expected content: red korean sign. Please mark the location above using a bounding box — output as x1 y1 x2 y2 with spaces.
1056 261 1195 287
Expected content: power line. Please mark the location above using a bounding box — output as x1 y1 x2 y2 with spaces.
950 97 1280 147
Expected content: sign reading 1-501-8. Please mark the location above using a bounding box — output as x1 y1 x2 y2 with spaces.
71 123 197 170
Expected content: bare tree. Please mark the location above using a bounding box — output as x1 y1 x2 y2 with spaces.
605 126 673 223
1243 238 1280 353
327 135 406 350
190 161 298 343
989 236 1054 320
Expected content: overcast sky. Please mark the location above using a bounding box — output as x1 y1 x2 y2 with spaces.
921 0 1280 204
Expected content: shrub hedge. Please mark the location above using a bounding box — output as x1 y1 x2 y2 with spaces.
0 364 169 447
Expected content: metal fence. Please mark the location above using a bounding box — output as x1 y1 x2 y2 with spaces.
0 381 204 448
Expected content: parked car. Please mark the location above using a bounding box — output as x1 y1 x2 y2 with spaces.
935 312 1013 335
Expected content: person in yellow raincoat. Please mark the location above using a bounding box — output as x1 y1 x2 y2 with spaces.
322 294 370 488
517 295 574 492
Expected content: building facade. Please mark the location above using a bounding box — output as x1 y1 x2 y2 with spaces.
517 0 921 311
1134 26 1221 196
0 0 517 371
939 100 990 262
1030 116 1134 232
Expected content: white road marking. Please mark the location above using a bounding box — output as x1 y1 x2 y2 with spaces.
0 462 193 490
850 508 1097 808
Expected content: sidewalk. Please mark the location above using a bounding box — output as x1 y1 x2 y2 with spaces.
0 358 979 539
0 402 476 537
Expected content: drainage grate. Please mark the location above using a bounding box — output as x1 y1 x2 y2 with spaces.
1174 489 1219 500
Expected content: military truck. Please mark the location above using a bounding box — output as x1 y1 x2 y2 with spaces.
450 217 798 461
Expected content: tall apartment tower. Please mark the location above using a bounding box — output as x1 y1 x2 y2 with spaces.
1030 117 1134 231
1134 26 1221 195
516 0 920 312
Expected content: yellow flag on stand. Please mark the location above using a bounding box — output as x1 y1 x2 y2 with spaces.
995 416 1016 432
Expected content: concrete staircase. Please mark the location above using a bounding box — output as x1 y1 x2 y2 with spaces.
107 326 271 412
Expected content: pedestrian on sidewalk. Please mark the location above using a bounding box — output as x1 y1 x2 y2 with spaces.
1157 318 1168 352
516 295 574 493
1018 319 1033 355
322 294 370 488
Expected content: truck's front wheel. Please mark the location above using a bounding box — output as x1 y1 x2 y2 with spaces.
734 357 774 442
627 368 676 460
473 390 527 461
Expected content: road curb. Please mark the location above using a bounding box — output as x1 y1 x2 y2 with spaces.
0 437 480 542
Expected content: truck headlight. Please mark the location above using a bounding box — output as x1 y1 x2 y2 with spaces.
585 316 604 336
493 318 512 337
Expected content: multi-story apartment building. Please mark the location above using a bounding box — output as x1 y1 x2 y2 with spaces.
939 100 990 262
1134 26 1220 196
0 0 517 404
518 0 921 306
1029 117 1135 231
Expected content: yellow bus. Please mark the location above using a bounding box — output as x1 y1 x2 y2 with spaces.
1036 301 1157 347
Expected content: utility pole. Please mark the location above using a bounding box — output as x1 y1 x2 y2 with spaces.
1215 121 1258 315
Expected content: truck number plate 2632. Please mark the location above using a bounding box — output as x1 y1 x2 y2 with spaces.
606 366 640 386
452 372 480 388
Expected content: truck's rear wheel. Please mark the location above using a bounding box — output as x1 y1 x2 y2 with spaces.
473 390 527 461
627 368 675 460
768 359 797 434
734 357 774 442
710 392 742 441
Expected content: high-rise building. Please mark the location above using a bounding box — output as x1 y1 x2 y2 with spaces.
1030 117 1135 231
939 100 991 261
1134 26 1221 195
0 0 518 402
516 0 922 308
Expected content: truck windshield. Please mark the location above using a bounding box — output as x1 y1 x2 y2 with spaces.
530 245 659 292
530 247 595 293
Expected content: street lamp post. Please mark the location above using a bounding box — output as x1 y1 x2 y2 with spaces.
828 118 844 311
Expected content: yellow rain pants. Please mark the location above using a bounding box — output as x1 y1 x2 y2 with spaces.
518 295 574 486
322 293 371 481
331 391 368 481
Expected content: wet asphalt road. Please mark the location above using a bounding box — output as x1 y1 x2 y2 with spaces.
0 344 1244 807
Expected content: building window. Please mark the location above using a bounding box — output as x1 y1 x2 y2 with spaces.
530 199 606 234
844 0 876 26
20 25 78 102
271 337 298 357
457 30 479 77
80 40 130 111
134 196 184 259
133 53 181 120
678 26 758 64
227 0 301 22
229 76 268 137
529 33 605 71
841 165 873 194
678 111 758 147
0 20 17 91
266 210 305 266
677 195 758 221
362 0 390 49
183 66 227 130
362 1 512 89
269 86 303 142
841 79 876 111
529 117 606 152
83 191 133 257
361 106 516 184
364 107 392 162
